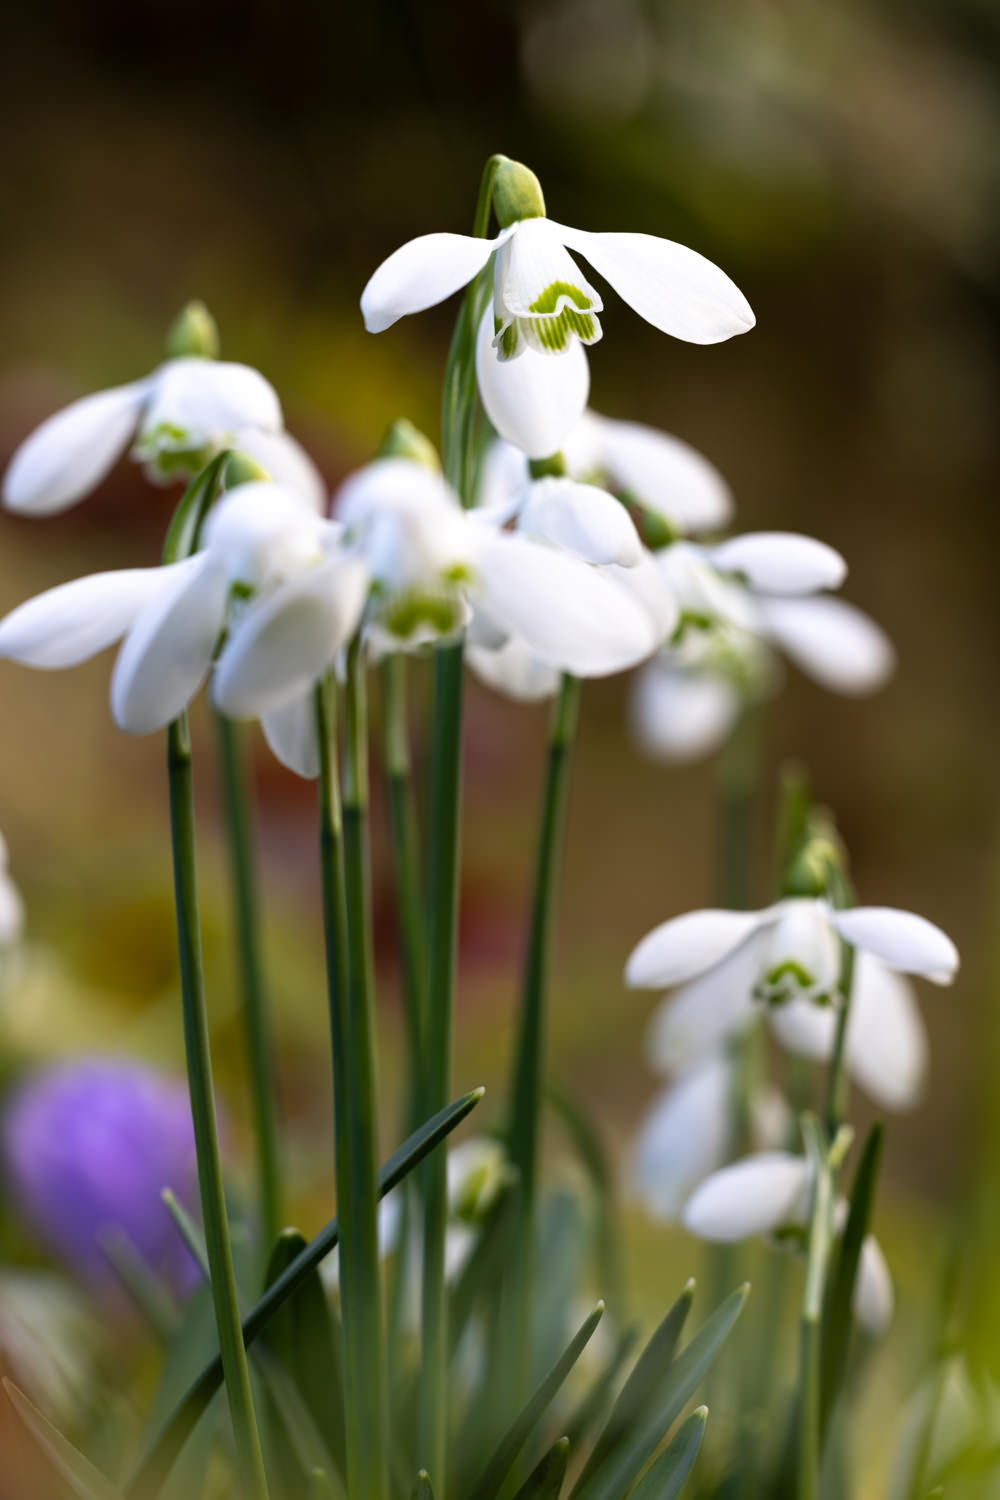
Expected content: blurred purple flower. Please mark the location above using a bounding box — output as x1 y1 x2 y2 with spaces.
2 1058 202 1295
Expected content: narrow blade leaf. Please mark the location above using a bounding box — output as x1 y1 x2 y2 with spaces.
4 1380 126 1500
820 1122 883 1439
627 1407 707 1500
513 1436 571 1500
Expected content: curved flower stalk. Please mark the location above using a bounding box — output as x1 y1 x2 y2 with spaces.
682 1149 894 1338
631 532 896 764
2 303 324 516
629 897 958 1112
2 1058 201 1295
0 480 367 774
630 1050 791 1221
362 154 754 458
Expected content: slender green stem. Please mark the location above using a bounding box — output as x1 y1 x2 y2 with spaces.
166 715 270 1500
214 712 283 1249
316 665 388 1500
505 674 581 1394
798 1115 835 1500
823 936 857 1139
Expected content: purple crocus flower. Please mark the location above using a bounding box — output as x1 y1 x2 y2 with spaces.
2 1058 202 1295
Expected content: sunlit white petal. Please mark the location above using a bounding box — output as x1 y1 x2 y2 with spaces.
831 906 958 985
3 383 147 516
629 661 740 763
709 533 846 595
467 638 561 702
577 413 733 533
683 1152 810 1241
0 568 176 669
260 693 321 780
845 954 927 1112
644 940 762 1071
232 427 327 512
476 306 589 459
517 477 642 566
758 596 895 696
141 359 282 445
361 232 504 333
854 1235 894 1337
631 1056 733 1221
626 907 769 990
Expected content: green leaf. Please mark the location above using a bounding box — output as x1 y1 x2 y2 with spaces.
531 1189 587 1384
161 450 231 565
513 1437 571 1500
448 1171 518 1358
627 1408 707 1500
547 1080 624 1316
573 1282 694 1494
3 1380 126 1500
252 1345 341 1493
161 1189 210 1282
100 1229 178 1340
820 1122 883 1441
572 1285 748 1500
563 1329 638 1456
410 1470 436 1500
468 1302 605 1500
127 1087 484 1500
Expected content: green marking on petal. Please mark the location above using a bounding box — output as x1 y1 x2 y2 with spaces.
384 591 463 640
528 281 593 316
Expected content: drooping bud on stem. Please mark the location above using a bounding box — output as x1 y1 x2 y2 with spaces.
782 809 847 900
377 418 441 473
165 300 221 360
492 157 546 228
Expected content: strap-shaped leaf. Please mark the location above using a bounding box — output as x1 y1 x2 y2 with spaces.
572 1285 747 1500
627 1407 707 1500
468 1302 605 1500
161 450 231 565
820 1122 883 1441
127 1087 483 1499
410 1471 435 1500
252 1345 341 1495
513 1437 571 1500
448 1174 518 1358
573 1282 694 1493
563 1329 638 1456
4 1380 126 1500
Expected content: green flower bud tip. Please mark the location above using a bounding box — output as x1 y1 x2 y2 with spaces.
225 451 272 487
492 156 546 228
165 300 220 360
377 418 441 472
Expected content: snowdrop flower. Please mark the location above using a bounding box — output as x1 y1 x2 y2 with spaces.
362 155 753 458
629 897 958 1112
0 482 367 774
630 1051 791 1221
630 622 775 762
0 831 25 951
682 1150 894 1336
3 302 324 515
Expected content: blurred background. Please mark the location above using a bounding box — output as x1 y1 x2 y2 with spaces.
0 0 999 1493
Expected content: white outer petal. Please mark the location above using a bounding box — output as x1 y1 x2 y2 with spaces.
142 359 283 441
466 638 561 702
517 477 642 566
231 428 328 512
644 939 762 1072
555 223 755 345
0 873 25 945
213 555 370 717
0 567 176 668
709 532 846 596
602 549 680 643
629 662 740 763
260 693 321 779
3 383 147 515
475 438 530 517
472 530 658 678
769 997 838 1064
831 906 959 985
758 596 895 695
626 907 769 990
854 1235 894 1337
845 953 927 1112
630 1058 733 1221
361 231 504 333
580 413 733 533
111 557 229 733
476 305 589 460
683 1152 811 1241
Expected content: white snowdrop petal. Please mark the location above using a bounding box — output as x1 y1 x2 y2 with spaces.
475 439 530 519
334 458 460 529
260 693 321 779
556 224 755 345
584 413 733 532
682 1153 811 1241
231 428 327 513
630 1058 733 1221
769 997 839 1063
473 531 658 678
518 477 643 566
361 232 502 333
143 359 283 440
476 306 589 460
0 568 177 669
854 1235 894 1337
832 906 958 984
626 907 767 990
0 875 25 946
629 662 740 763
759 596 895 696
111 557 229 734
603 549 680 643
644 939 762 1071
710 532 846 595
845 953 927 1113
467 638 561 702
3 383 147 515
213 555 369 717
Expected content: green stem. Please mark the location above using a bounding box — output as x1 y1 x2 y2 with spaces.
315 672 387 1500
166 715 270 1500
505 674 581 1392
798 1115 835 1500
214 712 282 1249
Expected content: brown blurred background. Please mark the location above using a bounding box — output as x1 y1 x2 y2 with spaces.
0 0 998 1485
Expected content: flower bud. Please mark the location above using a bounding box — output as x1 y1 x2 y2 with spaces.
492 157 546 228
225 450 272 488
165 300 220 360
377 418 441 472
528 452 569 480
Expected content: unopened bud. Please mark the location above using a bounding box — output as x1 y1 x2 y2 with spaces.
225 451 272 488
377 418 441 473
492 157 546 228
165 301 220 360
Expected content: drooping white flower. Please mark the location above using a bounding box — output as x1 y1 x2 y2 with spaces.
2 357 324 516
629 897 958 1112
630 1050 791 1222
0 483 366 774
682 1150 893 1336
